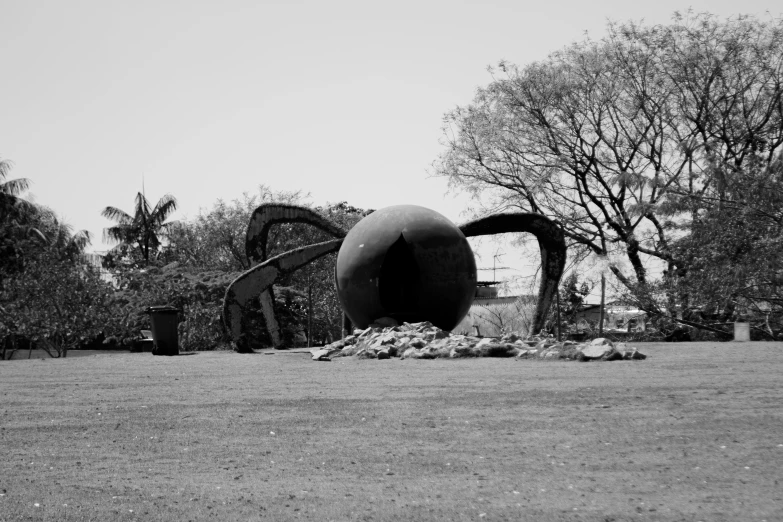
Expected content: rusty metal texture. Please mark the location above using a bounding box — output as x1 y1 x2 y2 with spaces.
246 204 347 265
223 204 346 351
459 213 566 335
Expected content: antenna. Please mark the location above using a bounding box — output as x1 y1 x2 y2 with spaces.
493 250 505 281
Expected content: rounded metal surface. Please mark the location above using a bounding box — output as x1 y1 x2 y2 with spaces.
335 205 477 330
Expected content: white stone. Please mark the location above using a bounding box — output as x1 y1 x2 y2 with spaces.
581 344 613 359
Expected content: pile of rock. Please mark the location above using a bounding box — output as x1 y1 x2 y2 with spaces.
309 318 646 362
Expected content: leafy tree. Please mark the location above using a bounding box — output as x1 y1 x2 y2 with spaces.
164 185 306 271
102 192 178 266
106 263 236 350
1 249 114 358
561 273 591 324
0 163 112 358
435 12 783 327
668 156 783 337
545 272 592 336
0 157 47 276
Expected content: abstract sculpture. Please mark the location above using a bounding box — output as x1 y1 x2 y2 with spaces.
336 205 476 331
222 204 566 351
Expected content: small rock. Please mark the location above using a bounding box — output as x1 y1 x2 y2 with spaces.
377 333 397 346
310 349 331 360
404 321 433 332
581 344 614 359
478 343 516 357
450 345 475 358
409 338 427 349
401 347 417 359
624 349 647 360
354 327 373 338
340 344 362 356
355 348 376 359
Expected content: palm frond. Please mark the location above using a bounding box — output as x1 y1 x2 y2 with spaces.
0 177 31 196
101 206 133 223
70 230 92 252
151 194 178 224
0 158 14 180
26 227 48 244
103 224 134 245
135 192 152 220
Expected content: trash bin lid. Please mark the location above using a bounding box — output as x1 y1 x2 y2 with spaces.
145 305 180 314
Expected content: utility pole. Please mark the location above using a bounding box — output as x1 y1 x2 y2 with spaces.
307 269 313 348
556 288 562 342
598 273 606 337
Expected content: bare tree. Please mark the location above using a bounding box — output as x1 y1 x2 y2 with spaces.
436 12 783 316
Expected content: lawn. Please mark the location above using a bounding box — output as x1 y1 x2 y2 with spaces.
1 342 781 521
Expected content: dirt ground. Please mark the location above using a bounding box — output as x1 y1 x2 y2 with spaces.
0 341 781 521
3 349 128 361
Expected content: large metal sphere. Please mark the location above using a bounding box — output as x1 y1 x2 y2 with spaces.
335 205 477 330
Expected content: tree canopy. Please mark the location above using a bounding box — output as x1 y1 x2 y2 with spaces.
436 12 783 333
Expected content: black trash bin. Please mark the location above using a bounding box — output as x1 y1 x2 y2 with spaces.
145 306 180 356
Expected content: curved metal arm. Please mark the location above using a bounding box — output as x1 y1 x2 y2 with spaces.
224 204 347 351
223 239 344 351
246 204 347 265
459 213 566 335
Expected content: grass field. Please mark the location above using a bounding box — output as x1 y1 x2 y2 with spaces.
1 342 782 521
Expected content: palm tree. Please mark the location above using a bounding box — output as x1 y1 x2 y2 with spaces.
42 212 93 263
102 192 178 265
0 158 47 272
0 157 36 222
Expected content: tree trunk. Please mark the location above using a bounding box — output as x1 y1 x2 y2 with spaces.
625 238 647 285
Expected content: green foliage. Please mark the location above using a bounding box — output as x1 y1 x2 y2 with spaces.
1 160 107 357
106 263 235 350
668 157 783 338
548 272 591 336
164 185 308 271
1 252 114 357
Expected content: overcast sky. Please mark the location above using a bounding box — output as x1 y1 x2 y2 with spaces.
2 0 780 289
